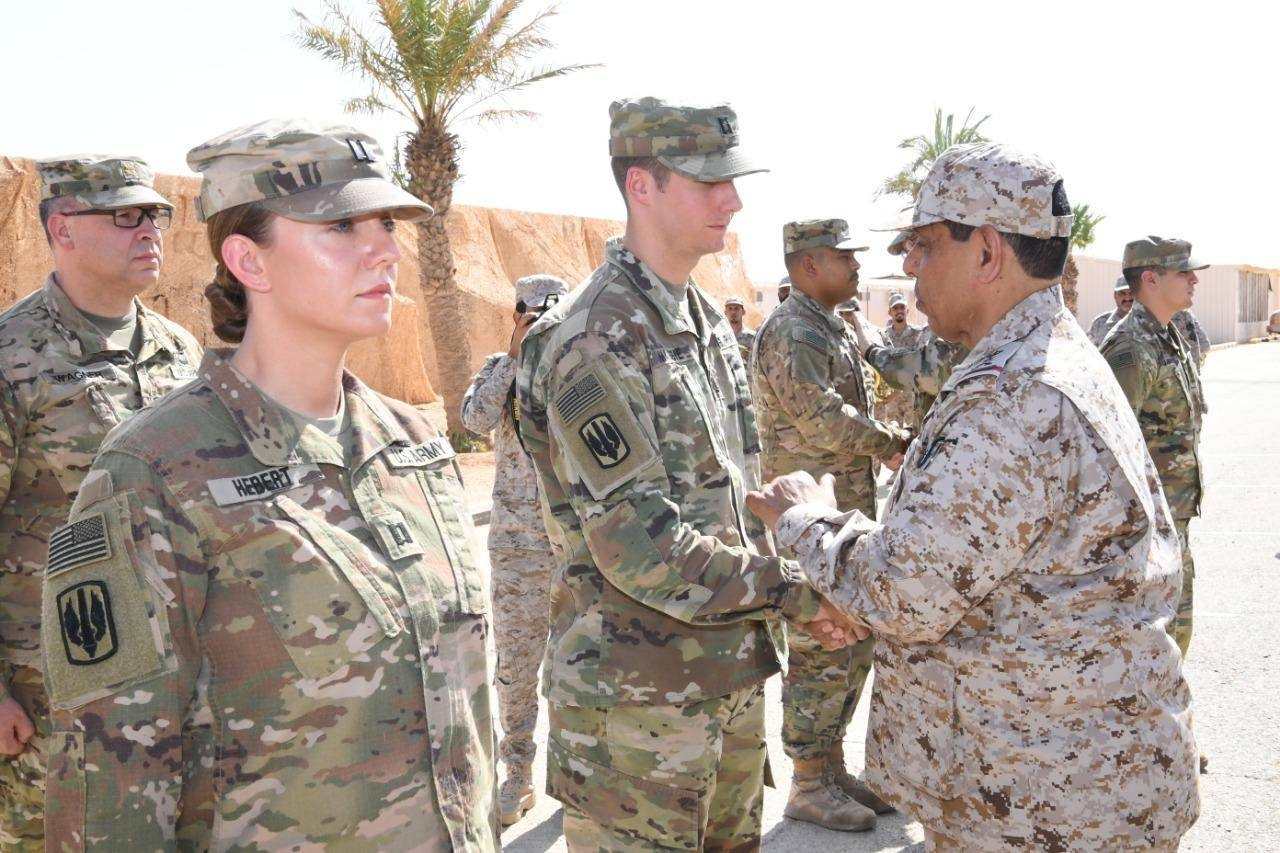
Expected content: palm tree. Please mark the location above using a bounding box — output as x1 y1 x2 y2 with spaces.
877 108 991 201
1061 203 1105 315
295 0 594 438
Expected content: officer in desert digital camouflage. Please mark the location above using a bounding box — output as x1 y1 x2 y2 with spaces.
750 143 1199 851
516 97 853 851
1086 276 1134 345
0 155 201 849
1101 236 1209 660
39 120 498 851
752 218 908 832
460 272 567 826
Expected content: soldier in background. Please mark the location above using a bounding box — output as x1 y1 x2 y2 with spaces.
1100 236 1209 661
778 275 792 304
879 292 925 427
517 97 853 851
460 273 567 826
753 219 908 832
1087 277 1134 345
750 142 1199 851
40 120 498 850
723 295 756 362
1173 308 1212 367
0 155 202 848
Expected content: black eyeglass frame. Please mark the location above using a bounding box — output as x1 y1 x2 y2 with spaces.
58 207 173 230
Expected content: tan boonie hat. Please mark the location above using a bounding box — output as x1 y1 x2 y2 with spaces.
887 230 913 256
882 142 1073 239
609 96 767 182
1121 236 1208 272
1114 276 1131 292
889 292 909 308
516 274 569 309
724 296 745 308
37 155 172 210
186 118 432 223
783 219 869 255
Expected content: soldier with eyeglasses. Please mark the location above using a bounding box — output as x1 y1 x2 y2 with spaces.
0 155 201 848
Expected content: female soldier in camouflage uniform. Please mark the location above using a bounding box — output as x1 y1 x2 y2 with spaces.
39 120 498 851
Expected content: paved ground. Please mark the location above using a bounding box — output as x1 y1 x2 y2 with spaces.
463 340 1280 852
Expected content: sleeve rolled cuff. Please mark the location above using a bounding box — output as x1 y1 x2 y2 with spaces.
776 503 850 551
778 560 822 623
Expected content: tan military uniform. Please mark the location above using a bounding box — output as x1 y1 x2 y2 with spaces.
1087 309 1124 346
778 288 1198 849
734 328 756 365
752 287 905 763
517 240 819 849
460 351 555 786
40 350 499 851
0 274 201 847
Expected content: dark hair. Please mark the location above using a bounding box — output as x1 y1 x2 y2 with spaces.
203 202 275 343
38 197 77 245
943 220 1070 281
1122 266 1161 290
610 157 672 210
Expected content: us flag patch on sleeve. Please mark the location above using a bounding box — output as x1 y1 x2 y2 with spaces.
556 373 606 425
47 514 111 575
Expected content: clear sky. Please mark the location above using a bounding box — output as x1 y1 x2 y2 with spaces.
4 0 1276 283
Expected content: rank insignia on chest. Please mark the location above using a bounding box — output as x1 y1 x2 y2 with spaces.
580 413 630 469
57 580 119 666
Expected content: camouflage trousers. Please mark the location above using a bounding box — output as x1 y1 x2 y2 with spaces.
547 683 767 851
879 388 916 429
924 827 1181 852
1170 518 1196 658
491 546 556 780
782 627 875 761
0 664 48 851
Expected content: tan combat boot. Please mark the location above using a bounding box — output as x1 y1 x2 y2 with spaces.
827 742 895 814
499 767 536 827
784 757 876 832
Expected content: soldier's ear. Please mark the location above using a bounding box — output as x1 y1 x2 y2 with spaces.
47 213 75 251
221 233 271 294
975 225 1003 284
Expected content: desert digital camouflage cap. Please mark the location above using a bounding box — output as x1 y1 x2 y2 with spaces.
887 230 914 256
609 97 767 182
1121 236 1208 272
783 219 869 254
186 118 432 223
724 296 745 307
889 292 909 308
516 274 569 309
1114 276 1131 292
37 155 172 210
885 142 1073 239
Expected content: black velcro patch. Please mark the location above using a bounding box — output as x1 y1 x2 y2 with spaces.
579 413 631 469
47 514 111 575
556 373 606 424
57 580 119 666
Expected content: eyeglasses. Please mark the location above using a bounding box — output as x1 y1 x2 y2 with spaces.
59 207 173 231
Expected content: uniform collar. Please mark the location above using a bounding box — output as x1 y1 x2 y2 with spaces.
605 241 722 346
41 272 184 362
945 285 1061 389
1128 300 1175 339
783 288 846 336
199 349 413 470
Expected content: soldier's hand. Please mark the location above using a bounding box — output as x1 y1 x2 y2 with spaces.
881 452 905 472
747 471 837 530
804 598 871 650
851 313 884 355
0 697 34 756
507 312 539 358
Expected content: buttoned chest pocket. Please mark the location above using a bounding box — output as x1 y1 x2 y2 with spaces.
34 368 125 497
653 349 727 474
233 496 406 681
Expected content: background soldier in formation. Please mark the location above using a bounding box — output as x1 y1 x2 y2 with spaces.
0 156 202 849
39 120 498 850
723 295 755 363
1087 276 1135 345
752 219 908 832
879 292 926 426
750 143 1199 851
517 97 851 851
460 273 568 826
1101 236 1209 661
1173 308 1212 368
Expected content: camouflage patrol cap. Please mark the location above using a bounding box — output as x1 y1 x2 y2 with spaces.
515 274 569 309
836 297 860 313
886 230 914 256
37 155 172 210
609 97 767 182
1121 236 1208 272
1114 276 1131 292
889 292 909 308
724 296 745 308
885 142 1073 239
778 275 791 290
783 219 869 255
186 118 432 223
